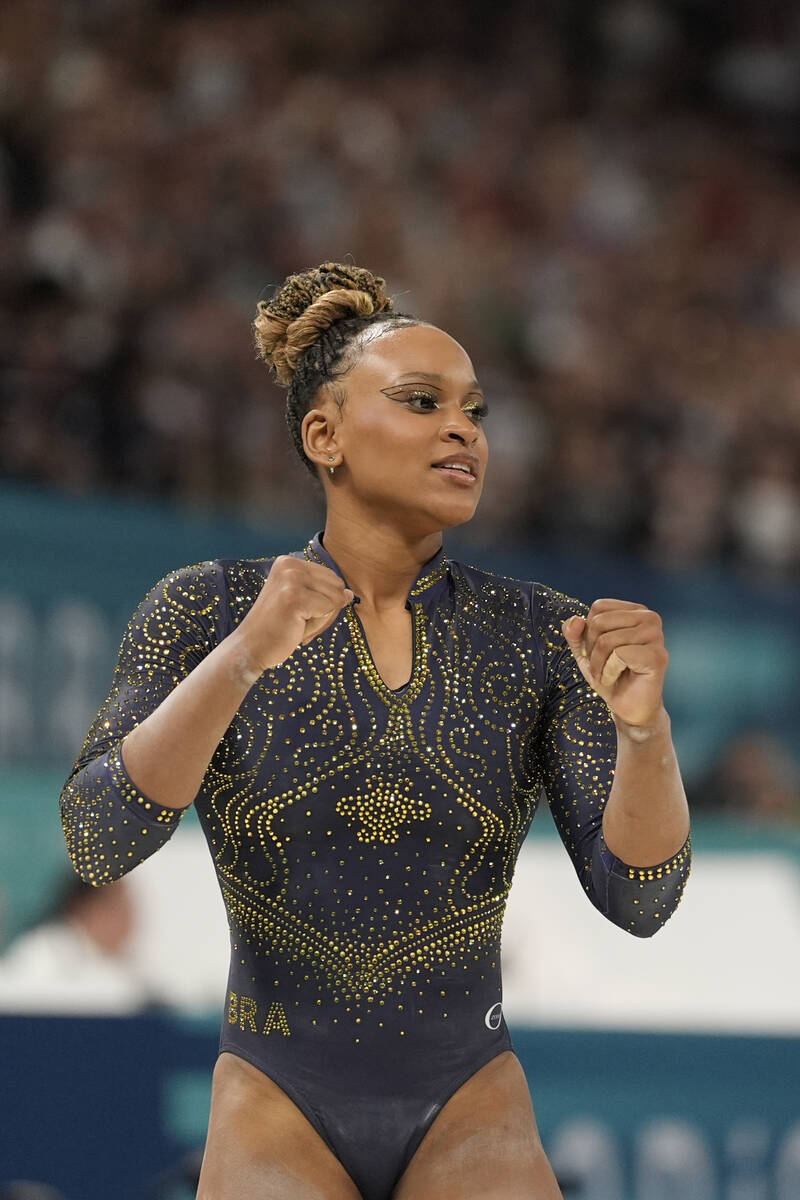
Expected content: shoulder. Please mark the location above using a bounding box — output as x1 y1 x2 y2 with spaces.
448 560 589 680
449 559 587 626
122 561 229 648
138 560 227 613
140 551 305 627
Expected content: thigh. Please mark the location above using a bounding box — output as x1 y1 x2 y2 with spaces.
392 1051 563 1200
197 1052 363 1200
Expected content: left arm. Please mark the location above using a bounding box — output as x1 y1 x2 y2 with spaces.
535 587 691 938
562 600 690 867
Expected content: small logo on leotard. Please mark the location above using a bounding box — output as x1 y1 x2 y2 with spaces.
484 1002 503 1030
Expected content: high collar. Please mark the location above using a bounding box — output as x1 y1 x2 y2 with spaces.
304 530 449 608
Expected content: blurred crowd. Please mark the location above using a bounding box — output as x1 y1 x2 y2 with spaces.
2 0 800 579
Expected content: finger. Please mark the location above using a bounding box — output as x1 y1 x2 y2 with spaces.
561 614 587 656
587 622 664 682
294 579 354 615
584 609 657 659
298 585 352 624
561 616 597 687
599 648 628 688
596 641 668 683
587 598 649 615
275 557 352 593
299 588 354 643
307 567 355 609
585 606 655 643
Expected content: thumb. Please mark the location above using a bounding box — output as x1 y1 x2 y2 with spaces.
561 614 587 654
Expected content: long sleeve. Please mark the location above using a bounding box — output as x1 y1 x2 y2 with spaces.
60 561 227 885
532 585 691 937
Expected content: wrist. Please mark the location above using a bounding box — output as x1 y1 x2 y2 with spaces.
221 630 266 690
613 704 670 744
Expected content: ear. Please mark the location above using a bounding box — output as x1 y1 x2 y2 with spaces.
302 405 340 472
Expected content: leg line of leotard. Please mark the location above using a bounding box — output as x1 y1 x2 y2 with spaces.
215 1045 340 1163
396 1042 519 1180
215 1042 520 1191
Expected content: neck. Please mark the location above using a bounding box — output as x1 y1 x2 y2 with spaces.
321 513 442 612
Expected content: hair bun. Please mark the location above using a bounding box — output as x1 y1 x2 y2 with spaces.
254 261 394 385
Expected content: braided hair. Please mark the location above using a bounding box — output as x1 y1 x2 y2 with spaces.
254 262 419 477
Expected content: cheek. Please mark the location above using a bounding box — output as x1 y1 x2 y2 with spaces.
348 407 424 461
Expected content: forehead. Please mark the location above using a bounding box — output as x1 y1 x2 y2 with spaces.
350 322 477 384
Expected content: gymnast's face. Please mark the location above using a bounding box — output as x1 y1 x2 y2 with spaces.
303 323 489 533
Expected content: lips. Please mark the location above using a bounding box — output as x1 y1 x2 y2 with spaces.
432 462 478 486
433 464 473 477
431 454 479 477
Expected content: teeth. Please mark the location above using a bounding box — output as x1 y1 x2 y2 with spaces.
438 463 471 474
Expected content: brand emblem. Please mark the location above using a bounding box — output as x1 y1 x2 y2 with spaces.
484 1002 503 1030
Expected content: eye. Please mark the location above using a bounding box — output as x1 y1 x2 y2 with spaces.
463 403 490 423
384 386 489 422
404 390 440 411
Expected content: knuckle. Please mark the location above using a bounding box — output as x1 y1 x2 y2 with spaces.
269 557 298 585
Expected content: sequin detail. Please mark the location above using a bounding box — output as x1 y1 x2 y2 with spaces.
60 537 691 1043
627 838 692 881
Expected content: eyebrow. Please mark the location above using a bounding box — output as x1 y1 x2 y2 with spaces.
391 371 484 394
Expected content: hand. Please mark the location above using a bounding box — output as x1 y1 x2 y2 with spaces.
232 556 354 675
561 599 668 729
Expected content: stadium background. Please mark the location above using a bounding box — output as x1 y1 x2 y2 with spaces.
1 1 800 1196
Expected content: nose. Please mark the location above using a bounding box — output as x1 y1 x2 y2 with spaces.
441 416 479 445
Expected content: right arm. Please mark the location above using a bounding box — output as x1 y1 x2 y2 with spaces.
60 556 352 885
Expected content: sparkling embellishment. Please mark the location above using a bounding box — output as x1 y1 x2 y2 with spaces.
60 541 691 1056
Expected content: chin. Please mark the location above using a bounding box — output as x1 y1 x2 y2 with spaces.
441 508 478 531
374 488 482 534
423 498 481 532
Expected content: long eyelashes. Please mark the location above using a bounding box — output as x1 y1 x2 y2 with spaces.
403 390 489 422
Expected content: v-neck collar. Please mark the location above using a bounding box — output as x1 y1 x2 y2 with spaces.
304 530 449 609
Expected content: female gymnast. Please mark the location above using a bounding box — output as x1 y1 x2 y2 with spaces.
60 262 691 1200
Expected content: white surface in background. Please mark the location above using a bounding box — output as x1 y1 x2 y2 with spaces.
501 840 800 1033
125 823 230 1012
122 825 800 1033
0 919 153 1013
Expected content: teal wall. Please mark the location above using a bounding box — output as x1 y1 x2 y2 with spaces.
2 479 800 941
2 480 799 778
0 1014 798 1200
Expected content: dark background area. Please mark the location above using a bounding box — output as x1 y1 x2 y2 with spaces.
2 0 800 581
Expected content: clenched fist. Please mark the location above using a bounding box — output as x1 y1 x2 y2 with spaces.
232 556 354 676
562 599 668 729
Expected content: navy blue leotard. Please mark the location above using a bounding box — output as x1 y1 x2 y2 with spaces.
60 531 690 1200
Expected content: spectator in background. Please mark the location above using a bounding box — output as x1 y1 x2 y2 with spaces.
1 1 800 579
0 875 154 1013
688 730 800 824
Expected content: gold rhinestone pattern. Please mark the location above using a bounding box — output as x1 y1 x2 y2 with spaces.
60 546 691 1041
60 562 222 881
